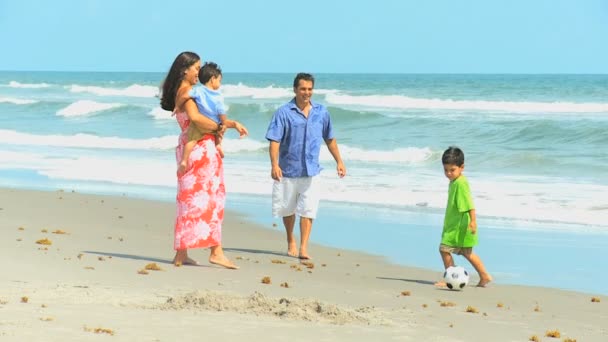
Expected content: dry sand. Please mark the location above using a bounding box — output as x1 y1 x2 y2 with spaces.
0 188 606 341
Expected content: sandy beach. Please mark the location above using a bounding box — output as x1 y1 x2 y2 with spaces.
0 187 606 341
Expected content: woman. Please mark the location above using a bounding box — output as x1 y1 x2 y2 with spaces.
160 51 238 269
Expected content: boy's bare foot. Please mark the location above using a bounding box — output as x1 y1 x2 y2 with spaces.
177 161 187 175
217 146 224 158
477 276 493 287
434 281 447 288
209 256 239 269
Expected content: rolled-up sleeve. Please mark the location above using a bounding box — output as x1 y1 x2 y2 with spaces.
323 109 335 140
265 111 284 142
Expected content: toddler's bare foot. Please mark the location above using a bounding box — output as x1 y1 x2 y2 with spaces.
177 161 187 175
209 256 238 269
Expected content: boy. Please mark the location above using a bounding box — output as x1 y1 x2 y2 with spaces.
178 62 247 174
436 146 492 287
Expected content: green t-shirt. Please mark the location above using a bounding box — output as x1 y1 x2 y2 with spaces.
441 175 477 248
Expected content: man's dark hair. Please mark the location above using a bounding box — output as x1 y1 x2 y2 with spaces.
293 72 315 88
199 62 222 84
442 146 465 166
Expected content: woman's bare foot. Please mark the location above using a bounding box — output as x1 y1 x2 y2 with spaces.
477 276 493 287
173 250 198 267
209 256 239 269
177 161 187 175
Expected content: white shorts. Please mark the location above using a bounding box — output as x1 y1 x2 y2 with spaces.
272 176 321 219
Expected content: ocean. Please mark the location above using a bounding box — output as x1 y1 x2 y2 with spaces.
1 71 607 294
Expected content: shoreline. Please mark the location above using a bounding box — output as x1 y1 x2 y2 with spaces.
1 187 606 341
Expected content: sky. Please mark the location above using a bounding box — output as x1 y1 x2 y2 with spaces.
1 0 607 73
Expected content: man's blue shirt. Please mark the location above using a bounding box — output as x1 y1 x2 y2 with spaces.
265 99 334 177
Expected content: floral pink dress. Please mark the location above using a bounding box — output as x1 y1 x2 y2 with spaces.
174 111 225 250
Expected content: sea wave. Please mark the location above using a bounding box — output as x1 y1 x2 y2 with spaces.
324 93 608 113
67 84 158 98
8 81 51 88
0 129 268 153
221 83 337 99
1 149 605 229
326 145 433 163
0 129 176 150
147 107 174 120
56 100 125 117
0 97 39 105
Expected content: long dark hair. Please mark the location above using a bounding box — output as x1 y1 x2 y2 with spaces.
160 51 200 111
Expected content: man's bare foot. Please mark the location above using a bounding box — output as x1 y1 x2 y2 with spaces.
177 161 187 175
209 256 239 269
287 242 298 258
297 246 311 260
217 146 224 159
434 281 447 287
477 276 493 287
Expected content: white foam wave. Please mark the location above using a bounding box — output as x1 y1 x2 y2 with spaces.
325 93 608 113
0 129 177 150
323 146 433 163
222 83 292 99
56 100 125 117
147 107 174 120
221 83 338 100
0 129 270 153
0 97 38 105
8 81 51 88
68 84 158 98
1 149 606 229
222 137 267 153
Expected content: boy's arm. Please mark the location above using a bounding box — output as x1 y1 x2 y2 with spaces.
468 209 477 234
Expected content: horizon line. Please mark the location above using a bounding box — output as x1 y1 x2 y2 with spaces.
1 69 608 76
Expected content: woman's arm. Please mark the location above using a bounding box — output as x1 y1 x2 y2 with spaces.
176 87 219 133
219 114 248 137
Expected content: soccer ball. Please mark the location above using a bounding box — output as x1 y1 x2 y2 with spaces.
444 266 469 290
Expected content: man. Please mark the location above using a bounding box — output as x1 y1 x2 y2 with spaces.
265 73 346 260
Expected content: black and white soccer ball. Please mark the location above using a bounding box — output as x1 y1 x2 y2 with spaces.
443 266 469 290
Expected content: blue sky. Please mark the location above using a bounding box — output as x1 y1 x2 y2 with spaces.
1 0 607 73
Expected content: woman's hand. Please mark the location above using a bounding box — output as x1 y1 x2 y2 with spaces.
234 122 249 138
216 123 227 138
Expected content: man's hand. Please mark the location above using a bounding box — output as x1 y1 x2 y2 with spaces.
337 162 346 178
271 165 283 181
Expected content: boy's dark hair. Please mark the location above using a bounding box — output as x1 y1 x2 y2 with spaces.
198 62 222 84
442 146 465 166
293 72 315 88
